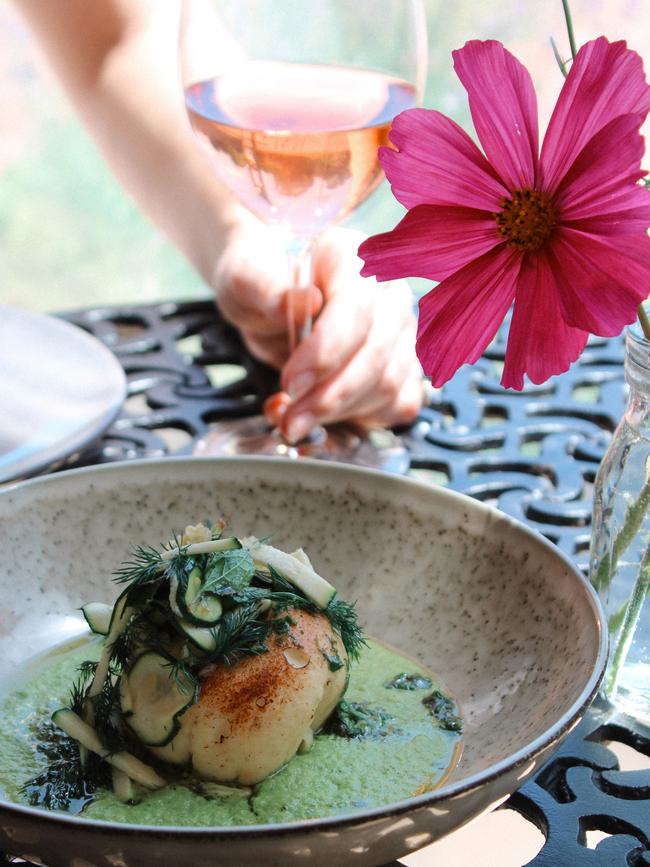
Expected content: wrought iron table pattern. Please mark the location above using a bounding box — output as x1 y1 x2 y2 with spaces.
5 298 649 866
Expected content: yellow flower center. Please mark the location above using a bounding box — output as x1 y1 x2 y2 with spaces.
495 188 557 252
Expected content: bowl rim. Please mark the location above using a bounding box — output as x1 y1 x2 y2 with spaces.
0 455 608 837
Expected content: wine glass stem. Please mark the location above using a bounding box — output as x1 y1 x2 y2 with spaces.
286 236 315 354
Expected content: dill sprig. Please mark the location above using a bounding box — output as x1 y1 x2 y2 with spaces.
234 566 365 661
20 718 111 812
325 598 366 662
165 658 197 693
91 670 130 754
164 550 195 584
113 545 165 587
20 721 95 812
69 664 96 716
108 609 169 670
77 660 99 680
205 604 272 666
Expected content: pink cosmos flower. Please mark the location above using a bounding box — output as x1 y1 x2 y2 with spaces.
358 38 650 389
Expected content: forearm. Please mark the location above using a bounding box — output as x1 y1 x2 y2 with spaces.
12 0 240 285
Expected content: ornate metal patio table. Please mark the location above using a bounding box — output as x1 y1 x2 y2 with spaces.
5 297 650 867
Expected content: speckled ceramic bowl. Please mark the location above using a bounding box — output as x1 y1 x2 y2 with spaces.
0 457 606 867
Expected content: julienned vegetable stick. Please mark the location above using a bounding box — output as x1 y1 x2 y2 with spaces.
240 538 336 609
112 767 136 803
160 537 240 561
87 598 133 702
52 709 165 790
291 547 313 568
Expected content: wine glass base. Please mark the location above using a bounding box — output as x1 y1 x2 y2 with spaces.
193 416 410 474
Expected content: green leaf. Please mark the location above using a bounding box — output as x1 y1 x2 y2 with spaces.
203 549 255 596
608 601 630 635
549 36 568 78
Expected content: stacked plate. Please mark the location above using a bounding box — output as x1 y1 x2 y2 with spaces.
0 305 126 483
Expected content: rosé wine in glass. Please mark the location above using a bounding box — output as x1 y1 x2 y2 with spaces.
180 0 426 469
185 61 417 237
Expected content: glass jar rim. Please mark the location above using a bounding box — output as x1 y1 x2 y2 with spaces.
625 320 650 389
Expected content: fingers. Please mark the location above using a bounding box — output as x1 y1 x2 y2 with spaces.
212 222 288 336
241 331 289 370
213 221 424 438
212 220 322 369
281 229 378 396
282 345 423 443
280 282 424 442
281 283 373 396
263 391 290 426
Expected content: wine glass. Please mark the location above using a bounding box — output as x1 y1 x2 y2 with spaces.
179 0 427 471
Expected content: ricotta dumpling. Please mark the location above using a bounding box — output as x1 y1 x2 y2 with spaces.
151 609 348 784
54 522 363 802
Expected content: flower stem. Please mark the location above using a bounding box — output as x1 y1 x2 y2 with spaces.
604 540 650 698
638 303 650 342
561 0 578 60
593 478 650 593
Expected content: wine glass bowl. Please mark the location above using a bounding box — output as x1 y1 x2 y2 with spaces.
179 0 427 469
183 61 418 237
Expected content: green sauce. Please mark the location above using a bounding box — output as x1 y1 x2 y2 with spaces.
0 638 461 825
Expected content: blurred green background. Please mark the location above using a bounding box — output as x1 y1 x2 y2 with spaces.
1 0 648 313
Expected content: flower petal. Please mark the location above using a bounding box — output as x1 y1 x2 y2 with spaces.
502 254 588 390
563 182 650 237
540 38 650 193
358 205 501 283
452 40 539 190
546 228 650 336
555 113 648 222
416 245 521 387
380 108 508 210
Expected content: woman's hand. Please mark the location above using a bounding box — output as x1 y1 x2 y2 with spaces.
213 219 424 443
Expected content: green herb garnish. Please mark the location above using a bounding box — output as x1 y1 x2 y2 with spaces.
234 565 365 661
20 719 108 812
385 672 433 691
422 689 463 733
113 545 165 588
207 603 272 666
325 598 366 662
322 650 345 672
324 700 396 739
202 549 255 596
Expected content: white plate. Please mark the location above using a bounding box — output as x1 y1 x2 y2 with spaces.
0 305 127 482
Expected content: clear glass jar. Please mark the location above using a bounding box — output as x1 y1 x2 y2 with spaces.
590 321 650 722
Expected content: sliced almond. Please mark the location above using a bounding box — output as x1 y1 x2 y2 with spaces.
283 648 310 669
